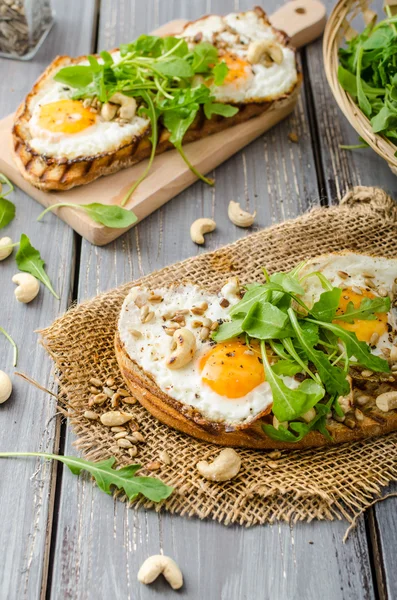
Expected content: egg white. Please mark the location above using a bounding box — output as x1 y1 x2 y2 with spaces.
118 283 299 426
299 253 397 357
181 9 298 103
28 51 150 160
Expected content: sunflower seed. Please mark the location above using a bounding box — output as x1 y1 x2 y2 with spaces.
111 392 122 408
158 450 171 465
90 386 99 394
146 461 161 471
344 417 356 429
191 320 203 329
132 431 145 443
352 286 362 295
117 438 133 449
111 426 127 433
378 287 388 297
89 377 102 387
106 377 115 387
370 332 379 346
100 411 132 427
114 431 128 440
122 396 138 405
210 321 219 331
129 329 142 338
128 446 138 458
337 271 349 279
268 450 281 460
361 369 373 377
202 318 212 328
390 346 397 363
143 311 154 323
199 326 210 341
117 388 131 397
356 395 371 406
364 278 376 289
103 386 114 398
84 410 99 420
355 408 364 421
148 294 163 303
91 393 107 406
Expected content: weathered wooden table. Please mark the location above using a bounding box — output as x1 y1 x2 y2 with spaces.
1 1 396 598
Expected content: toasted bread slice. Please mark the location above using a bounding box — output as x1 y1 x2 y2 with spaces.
115 330 397 449
12 7 301 192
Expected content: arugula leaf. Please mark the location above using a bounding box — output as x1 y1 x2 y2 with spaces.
288 309 350 396
213 61 229 85
271 360 303 376
54 65 94 88
15 234 59 299
309 288 342 322
243 302 294 340
0 326 18 366
0 198 15 229
262 423 308 443
37 202 137 228
229 286 271 318
261 342 325 421
156 58 194 78
191 42 218 73
271 272 305 295
212 319 243 342
333 295 390 323
203 101 239 119
308 319 390 373
0 452 173 502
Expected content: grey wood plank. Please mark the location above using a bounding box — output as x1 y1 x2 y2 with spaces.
305 1 397 597
0 2 96 599
50 1 375 599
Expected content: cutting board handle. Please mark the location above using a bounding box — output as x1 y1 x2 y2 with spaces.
269 0 327 48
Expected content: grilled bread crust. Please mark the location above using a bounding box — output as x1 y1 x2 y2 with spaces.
115 330 397 450
12 8 301 192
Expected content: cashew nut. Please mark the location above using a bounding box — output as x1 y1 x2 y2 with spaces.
12 273 40 303
228 201 256 227
196 448 241 482
0 371 12 404
109 92 137 120
101 102 118 121
166 328 196 369
376 391 397 412
0 237 13 261
247 39 284 67
137 555 183 590
190 218 216 245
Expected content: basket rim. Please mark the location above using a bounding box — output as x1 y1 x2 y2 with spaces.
323 0 397 169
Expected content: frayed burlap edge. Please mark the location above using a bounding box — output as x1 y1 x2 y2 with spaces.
39 187 397 526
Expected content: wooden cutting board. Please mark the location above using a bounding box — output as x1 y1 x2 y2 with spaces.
0 0 326 246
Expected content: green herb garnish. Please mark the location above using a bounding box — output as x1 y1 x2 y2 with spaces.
37 202 137 228
0 327 18 366
15 234 59 299
0 452 173 502
0 174 16 229
213 263 390 443
338 8 397 147
54 35 239 204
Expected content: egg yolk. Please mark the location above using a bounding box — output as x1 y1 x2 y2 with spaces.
222 53 252 84
199 340 265 399
333 287 388 343
38 100 97 134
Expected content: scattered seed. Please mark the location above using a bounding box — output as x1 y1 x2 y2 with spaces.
370 332 379 346
390 346 397 363
132 431 145 443
128 446 138 458
378 287 388 297
106 377 115 387
202 318 212 328
334 413 345 423
117 438 133 449
109 445 119 454
134 293 147 308
356 395 371 406
146 461 161 471
288 131 299 143
364 278 376 289
392 282 397 295
344 417 356 429
84 410 99 420
114 431 128 440
382 347 391 358
103 386 114 398
171 314 186 324
244 349 254 356
90 386 99 394
111 393 122 408
91 392 107 406
165 327 179 336
199 326 210 341
122 396 138 404
219 298 230 308
83 98 91 108
143 311 154 323
191 320 203 329
355 408 364 421
361 369 373 377
267 461 279 469
352 286 362 295
140 305 149 322
100 411 132 427
158 450 171 465
191 302 208 316
148 294 163 303
117 388 131 397
125 435 138 443
337 271 349 279
129 329 142 338
268 450 281 460
111 426 127 433
362 272 375 278
175 309 190 315
210 321 219 331
89 377 102 387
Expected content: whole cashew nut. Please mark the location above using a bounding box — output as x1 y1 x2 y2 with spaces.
190 218 216 245
101 102 118 121
196 448 241 482
228 201 256 227
166 328 196 369
0 237 13 261
376 391 397 412
109 92 137 120
247 39 283 67
12 273 40 303
137 555 183 590
0 370 12 404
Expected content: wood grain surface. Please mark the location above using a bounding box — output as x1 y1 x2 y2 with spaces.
0 0 395 599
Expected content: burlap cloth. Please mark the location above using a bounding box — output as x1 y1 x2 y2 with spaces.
40 186 397 526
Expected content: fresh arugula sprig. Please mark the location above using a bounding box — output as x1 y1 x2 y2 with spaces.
338 8 397 148
213 263 390 443
0 327 18 367
0 174 16 230
16 234 59 299
0 452 173 502
54 35 238 203
37 202 137 229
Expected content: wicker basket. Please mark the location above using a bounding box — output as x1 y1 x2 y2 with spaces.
323 0 397 175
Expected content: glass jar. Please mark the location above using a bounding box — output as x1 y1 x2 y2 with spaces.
0 0 53 60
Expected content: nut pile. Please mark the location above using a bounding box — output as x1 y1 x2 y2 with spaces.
0 0 53 58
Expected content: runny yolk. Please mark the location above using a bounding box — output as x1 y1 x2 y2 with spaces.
199 340 265 399
38 99 97 134
221 52 252 84
333 287 388 343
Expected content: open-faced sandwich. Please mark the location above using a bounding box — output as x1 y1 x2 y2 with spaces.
12 7 300 201
115 252 397 449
